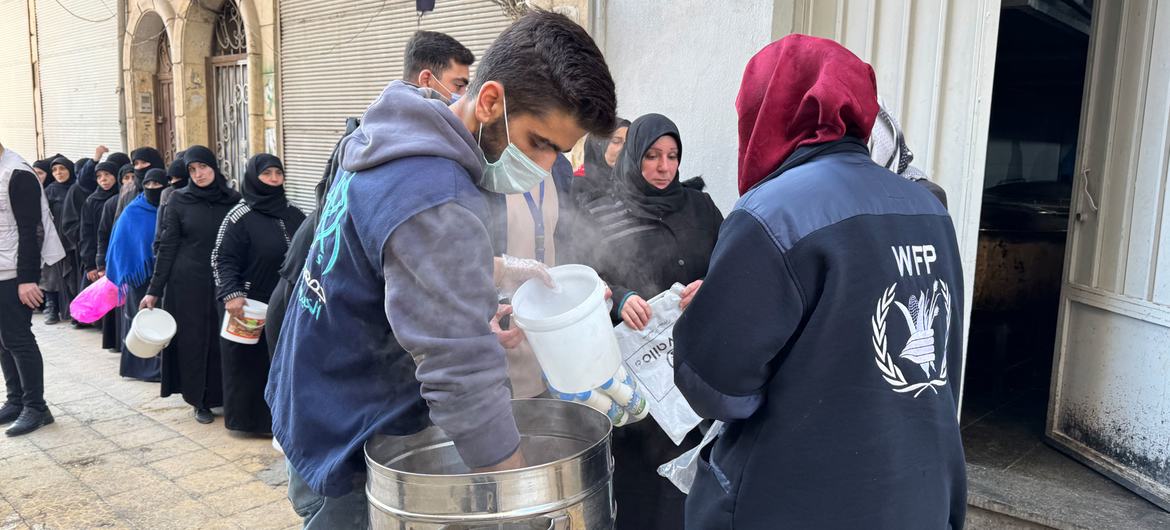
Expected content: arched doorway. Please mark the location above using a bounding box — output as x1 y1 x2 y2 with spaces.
155 34 176 162
210 0 249 184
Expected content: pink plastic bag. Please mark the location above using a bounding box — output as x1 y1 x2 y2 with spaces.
70 276 122 324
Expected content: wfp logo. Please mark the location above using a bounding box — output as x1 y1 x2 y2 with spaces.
871 245 953 398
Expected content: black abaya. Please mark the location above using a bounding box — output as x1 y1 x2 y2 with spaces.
219 338 270 433
147 181 239 410
211 155 305 433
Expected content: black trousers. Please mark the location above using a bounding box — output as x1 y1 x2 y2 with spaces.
0 279 45 411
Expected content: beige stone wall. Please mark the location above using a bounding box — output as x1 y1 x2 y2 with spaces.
123 0 276 157
123 0 589 163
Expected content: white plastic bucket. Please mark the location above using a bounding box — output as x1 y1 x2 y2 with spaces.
511 265 621 393
126 308 177 359
220 299 268 345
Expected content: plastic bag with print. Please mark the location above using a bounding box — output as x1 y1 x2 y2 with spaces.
614 283 703 445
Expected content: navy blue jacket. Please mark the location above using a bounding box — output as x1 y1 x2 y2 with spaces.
674 140 966 529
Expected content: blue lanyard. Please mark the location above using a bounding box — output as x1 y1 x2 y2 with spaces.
522 181 547 263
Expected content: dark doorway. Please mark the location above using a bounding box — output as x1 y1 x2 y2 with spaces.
967 3 1089 425
964 2 1170 525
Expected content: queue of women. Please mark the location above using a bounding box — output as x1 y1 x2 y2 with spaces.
31 145 302 434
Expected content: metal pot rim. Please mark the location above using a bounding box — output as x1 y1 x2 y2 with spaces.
365 399 613 480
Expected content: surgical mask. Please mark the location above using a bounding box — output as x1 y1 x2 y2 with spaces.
433 78 461 104
476 92 551 194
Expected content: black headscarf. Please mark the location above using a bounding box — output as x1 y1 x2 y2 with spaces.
614 114 687 218
242 153 296 218
131 147 166 195
142 168 168 207
131 147 165 171
45 156 76 208
90 161 122 202
119 163 135 183
75 157 96 193
106 152 131 170
166 157 189 189
33 155 60 189
574 118 630 207
48 156 76 186
173 145 241 206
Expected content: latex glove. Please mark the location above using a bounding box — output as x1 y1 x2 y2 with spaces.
18 283 43 309
620 294 653 331
224 296 245 320
491 304 525 349
680 280 703 310
494 254 554 295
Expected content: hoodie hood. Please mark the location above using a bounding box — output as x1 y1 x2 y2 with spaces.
340 81 484 184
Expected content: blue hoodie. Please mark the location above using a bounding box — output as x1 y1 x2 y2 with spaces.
267 81 518 496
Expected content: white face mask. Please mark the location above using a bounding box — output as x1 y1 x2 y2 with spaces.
477 91 551 194
432 77 461 104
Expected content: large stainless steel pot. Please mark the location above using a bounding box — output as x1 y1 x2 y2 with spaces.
365 399 615 530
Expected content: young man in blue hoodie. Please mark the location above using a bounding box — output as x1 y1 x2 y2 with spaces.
267 11 617 528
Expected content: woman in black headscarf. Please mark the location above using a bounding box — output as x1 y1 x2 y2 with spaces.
62 148 127 267
118 147 166 218
212 154 305 434
573 118 630 208
31 156 58 188
61 155 94 258
96 164 136 352
41 156 77 325
160 153 188 209
578 114 724 530
80 161 121 284
142 145 241 425
108 167 168 381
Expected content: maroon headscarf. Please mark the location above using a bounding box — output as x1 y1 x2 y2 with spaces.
736 35 880 195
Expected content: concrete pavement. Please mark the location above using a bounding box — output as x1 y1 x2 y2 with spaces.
0 317 301 529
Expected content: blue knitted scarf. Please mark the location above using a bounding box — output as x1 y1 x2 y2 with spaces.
105 195 157 289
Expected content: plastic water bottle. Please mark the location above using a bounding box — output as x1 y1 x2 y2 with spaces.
548 387 627 426
598 367 649 422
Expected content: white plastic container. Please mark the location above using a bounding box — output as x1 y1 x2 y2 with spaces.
126 308 177 358
511 265 622 393
220 298 268 345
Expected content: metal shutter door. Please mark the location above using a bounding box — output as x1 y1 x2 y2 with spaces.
35 0 123 159
0 0 38 158
279 0 513 209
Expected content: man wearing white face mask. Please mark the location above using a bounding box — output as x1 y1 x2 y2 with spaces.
403 30 474 104
267 12 617 528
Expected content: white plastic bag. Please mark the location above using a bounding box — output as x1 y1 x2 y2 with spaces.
657 421 725 494
614 283 703 445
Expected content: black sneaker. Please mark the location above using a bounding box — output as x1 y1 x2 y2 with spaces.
0 403 22 424
194 408 214 424
5 408 54 436
44 313 61 325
